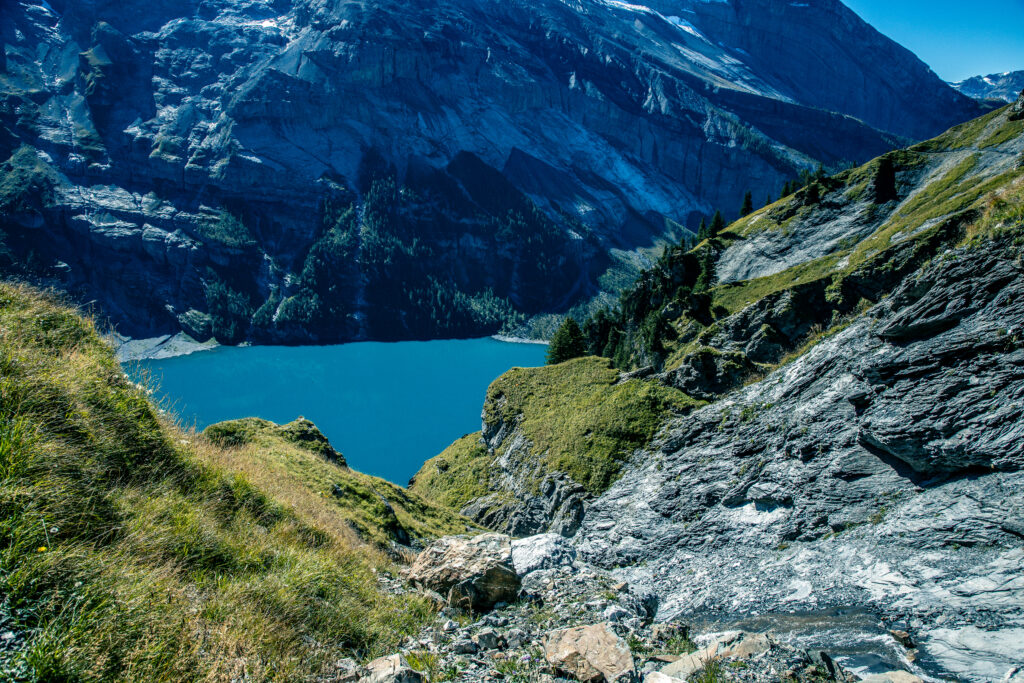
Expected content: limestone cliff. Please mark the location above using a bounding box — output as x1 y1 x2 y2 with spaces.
0 0 984 344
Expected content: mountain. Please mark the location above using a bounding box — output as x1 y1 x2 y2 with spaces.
0 0 984 345
413 94 1024 680
3 93 1021 683
952 70 1024 103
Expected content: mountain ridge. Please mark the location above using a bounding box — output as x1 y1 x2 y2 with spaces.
1 0 984 345
952 70 1024 104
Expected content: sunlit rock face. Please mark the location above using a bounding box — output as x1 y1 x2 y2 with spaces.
0 0 983 343
952 70 1024 104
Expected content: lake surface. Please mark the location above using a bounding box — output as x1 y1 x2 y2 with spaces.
125 338 547 484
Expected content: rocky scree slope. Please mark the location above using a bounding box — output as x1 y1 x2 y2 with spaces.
413 95 1024 680
0 0 984 345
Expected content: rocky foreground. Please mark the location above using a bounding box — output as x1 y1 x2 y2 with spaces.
340 533 956 683
407 95 1024 682
390 234 1024 682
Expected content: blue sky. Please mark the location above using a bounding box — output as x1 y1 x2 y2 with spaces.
843 0 1024 82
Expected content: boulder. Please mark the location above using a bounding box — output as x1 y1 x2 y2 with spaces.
643 674 682 683
360 655 423 683
860 673 923 683
512 533 577 576
473 627 504 650
405 533 520 611
889 629 914 648
332 658 360 683
452 639 477 654
660 631 771 679
543 623 636 683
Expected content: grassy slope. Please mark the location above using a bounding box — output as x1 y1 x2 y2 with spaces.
656 100 1024 370
411 357 702 510
710 101 1024 317
0 285 460 681
202 417 470 547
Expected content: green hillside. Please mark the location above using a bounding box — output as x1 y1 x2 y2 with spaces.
0 284 465 681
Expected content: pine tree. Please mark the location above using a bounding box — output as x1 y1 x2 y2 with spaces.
696 217 708 242
709 210 726 237
546 317 586 365
764 194 772 207
694 247 715 293
781 181 791 196
806 182 821 204
740 191 753 217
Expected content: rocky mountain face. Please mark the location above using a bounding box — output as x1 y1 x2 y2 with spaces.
952 71 1024 104
414 97 1024 680
0 0 984 344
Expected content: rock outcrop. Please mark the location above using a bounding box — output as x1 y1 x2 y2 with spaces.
575 233 1024 681
405 533 521 611
359 655 424 683
1012 89 1024 121
0 0 983 345
511 533 577 577
659 631 772 679
422 102 1024 680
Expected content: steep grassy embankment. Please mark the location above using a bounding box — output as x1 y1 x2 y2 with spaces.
0 285 464 681
411 357 701 529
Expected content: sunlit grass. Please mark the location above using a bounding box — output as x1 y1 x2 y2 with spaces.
0 284 440 681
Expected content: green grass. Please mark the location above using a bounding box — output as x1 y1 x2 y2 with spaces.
710 251 846 317
414 357 701 510
482 357 702 495
410 433 494 512
979 116 1024 149
911 106 1006 153
0 284 444 681
203 417 469 546
962 177 1024 244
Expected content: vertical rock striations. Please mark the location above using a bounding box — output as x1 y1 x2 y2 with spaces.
0 0 984 344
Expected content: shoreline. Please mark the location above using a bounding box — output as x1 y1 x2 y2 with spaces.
114 332 549 363
491 334 549 345
114 333 220 362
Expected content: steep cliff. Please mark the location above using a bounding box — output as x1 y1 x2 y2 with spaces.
0 0 983 344
417 95 1024 680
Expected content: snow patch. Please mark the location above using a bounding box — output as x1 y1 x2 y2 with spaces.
664 15 706 40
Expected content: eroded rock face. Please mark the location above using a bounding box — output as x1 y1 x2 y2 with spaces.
405 533 520 611
462 473 589 539
543 623 635 683
0 0 982 344
575 235 1024 681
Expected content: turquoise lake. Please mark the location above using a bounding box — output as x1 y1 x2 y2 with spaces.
125 338 547 484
